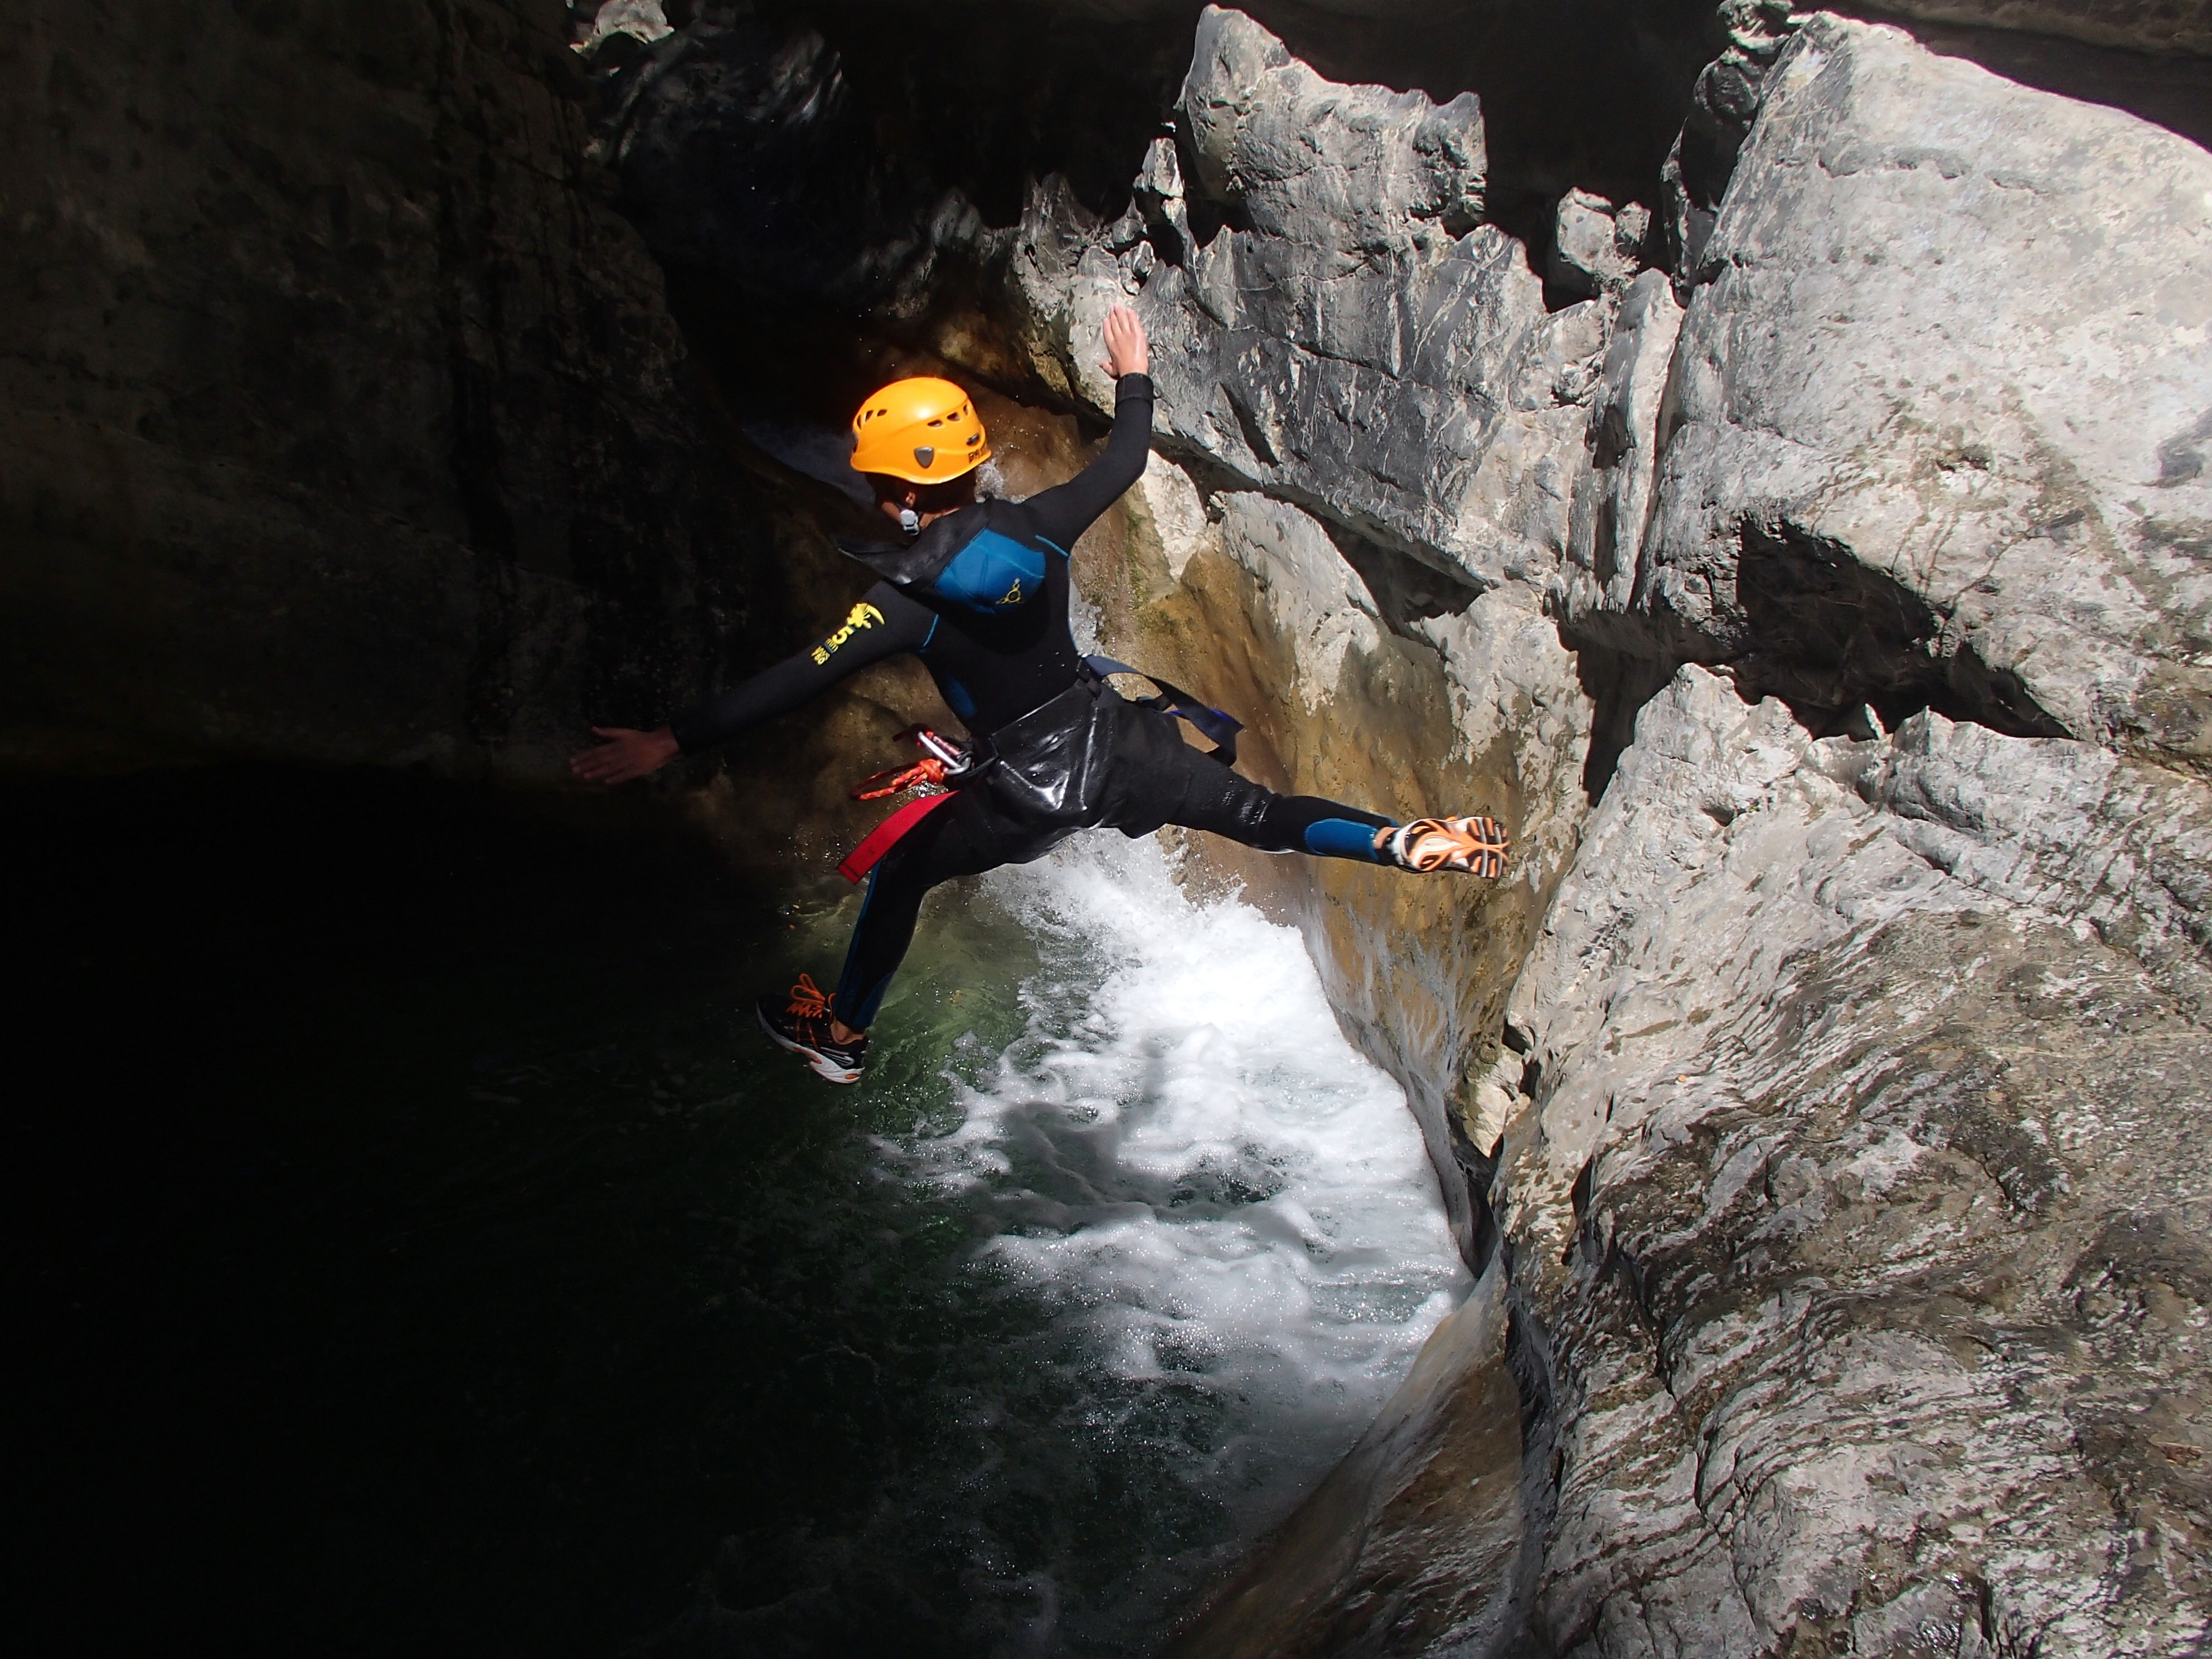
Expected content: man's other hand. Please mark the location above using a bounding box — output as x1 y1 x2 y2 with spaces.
1100 303 1149 379
569 725 680 785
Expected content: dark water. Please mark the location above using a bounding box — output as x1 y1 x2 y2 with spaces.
13 765 1459 1658
12 766 1027 1656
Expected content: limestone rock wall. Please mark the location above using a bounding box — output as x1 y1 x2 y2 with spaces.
1501 667 2212 1655
0 0 759 775
1634 14 2212 769
1009 8 2211 1655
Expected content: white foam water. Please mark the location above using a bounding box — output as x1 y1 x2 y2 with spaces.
882 833 1470 1648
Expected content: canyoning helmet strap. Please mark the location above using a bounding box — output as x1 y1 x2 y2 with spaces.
898 507 921 537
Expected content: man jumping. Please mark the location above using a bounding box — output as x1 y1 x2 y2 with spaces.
571 307 1507 1084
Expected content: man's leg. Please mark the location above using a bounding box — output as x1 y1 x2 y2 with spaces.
1184 780 1398 860
760 792 1023 1083
830 790 1016 1032
1148 741 1508 874
1146 741 1395 860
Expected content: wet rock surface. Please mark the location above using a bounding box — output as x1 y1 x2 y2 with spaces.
1084 472 1593 1262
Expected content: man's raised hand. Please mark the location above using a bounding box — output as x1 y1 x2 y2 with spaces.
1100 303 1149 380
569 725 680 785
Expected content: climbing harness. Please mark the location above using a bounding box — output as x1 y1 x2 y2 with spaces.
832 663 1247 884
838 726 972 884
850 725 972 800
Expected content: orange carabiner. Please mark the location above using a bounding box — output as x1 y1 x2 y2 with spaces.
851 755 951 802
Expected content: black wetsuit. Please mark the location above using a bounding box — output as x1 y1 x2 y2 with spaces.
669 374 1394 1029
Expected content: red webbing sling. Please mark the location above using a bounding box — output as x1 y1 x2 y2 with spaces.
837 789 957 884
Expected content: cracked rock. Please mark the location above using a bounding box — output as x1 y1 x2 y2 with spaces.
1505 664 2212 1657
1017 6 1605 590
1632 14 2212 770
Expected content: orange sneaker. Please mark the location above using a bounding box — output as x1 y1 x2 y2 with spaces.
755 972 869 1084
1384 816 1509 877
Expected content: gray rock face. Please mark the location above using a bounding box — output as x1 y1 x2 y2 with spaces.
1568 271 1684 625
1175 8 1486 239
1093 10 2212 1656
1500 665 2212 1655
1020 6 1619 589
1634 16 2212 768
1866 0 2212 57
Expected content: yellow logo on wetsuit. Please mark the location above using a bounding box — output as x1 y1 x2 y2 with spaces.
997 579 1023 605
812 600 886 664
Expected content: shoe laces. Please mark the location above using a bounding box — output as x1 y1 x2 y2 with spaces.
786 972 831 1019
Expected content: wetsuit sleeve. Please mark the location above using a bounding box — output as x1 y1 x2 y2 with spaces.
1018 373 1155 550
667 583 930 754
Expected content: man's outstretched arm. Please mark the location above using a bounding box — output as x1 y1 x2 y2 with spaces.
569 584 928 784
1020 305 1155 551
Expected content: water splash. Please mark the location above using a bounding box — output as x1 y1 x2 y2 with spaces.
868 834 1468 1651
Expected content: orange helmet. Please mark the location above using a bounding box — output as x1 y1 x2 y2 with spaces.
849 376 991 484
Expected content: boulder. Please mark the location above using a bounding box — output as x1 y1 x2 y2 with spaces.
1021 6 1608 589
1502 664 2212 1656
1550 188 1648 297
1633 15 2212 769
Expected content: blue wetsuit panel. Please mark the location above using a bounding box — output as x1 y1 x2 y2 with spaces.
929 530 1047 614
1303 817 1387 862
